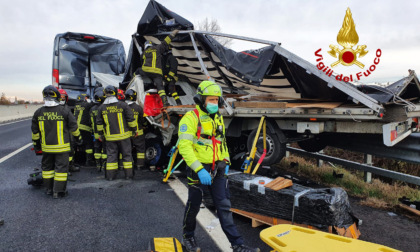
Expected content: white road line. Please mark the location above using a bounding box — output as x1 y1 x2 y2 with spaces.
168 177 232 251
0 118 31 126
0 143 32 164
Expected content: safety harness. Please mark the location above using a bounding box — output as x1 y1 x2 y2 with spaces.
192 109 221 171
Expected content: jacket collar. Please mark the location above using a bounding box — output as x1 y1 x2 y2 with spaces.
104 97 118 104
43 100 59 107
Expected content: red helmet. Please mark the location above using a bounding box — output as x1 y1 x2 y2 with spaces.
117 89 125 100
58 89 68 103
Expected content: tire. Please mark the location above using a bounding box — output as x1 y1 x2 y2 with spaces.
247 128 286 166
145 138 166 166
297 135 328 152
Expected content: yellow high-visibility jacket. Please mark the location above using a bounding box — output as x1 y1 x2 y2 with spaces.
178 106 230 173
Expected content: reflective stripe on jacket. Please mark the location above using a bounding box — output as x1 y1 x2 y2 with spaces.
178 106 230 173
89 104 100 139
96 101 136 141
31 105 80 153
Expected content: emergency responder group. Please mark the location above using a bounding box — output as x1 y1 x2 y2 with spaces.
31 31 259 251
31 85 146 198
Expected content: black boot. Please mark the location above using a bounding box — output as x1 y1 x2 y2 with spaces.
182 237 201 252
86 154 95 167
232 244 260 252
161 95 170 107
96 159 102 172
69 161 80 172
53 191 68 199
45 188 53 195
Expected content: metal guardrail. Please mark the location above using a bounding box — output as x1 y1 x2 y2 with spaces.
286 147 420 186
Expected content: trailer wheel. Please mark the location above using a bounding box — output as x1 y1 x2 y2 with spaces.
297 135 328 152
145 138 164 166
247 128 285 166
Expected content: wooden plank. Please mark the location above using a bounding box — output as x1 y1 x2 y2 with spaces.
334 223 361 239
286 102 343 109
231 208 362 239
231 208 322 230
252 219 264 228
399 204 420 216
234 101 287 108
270 179 293 191
264 177 284 189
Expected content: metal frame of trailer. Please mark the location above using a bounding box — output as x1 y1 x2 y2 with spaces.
146 30 419 147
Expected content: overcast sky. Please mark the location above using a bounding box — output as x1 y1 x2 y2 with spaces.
1 0 419 101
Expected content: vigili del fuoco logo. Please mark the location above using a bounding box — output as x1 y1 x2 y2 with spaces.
314 8 382 82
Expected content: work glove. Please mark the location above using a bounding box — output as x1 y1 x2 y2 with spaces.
75 135 83 146
225 165 229 175
170 29 179 37
131 128 138 138
197 169 212 185
33 140 42 155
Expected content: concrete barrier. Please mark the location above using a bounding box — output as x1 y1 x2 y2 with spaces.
0 104 43 123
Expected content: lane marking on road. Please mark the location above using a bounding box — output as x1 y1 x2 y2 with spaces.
0 118 31 126
0 143 32 164
168 176 232 251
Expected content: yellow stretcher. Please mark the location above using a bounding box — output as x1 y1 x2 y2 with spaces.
260 224 401 252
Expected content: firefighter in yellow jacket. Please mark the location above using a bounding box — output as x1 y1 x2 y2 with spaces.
178 81 259 252
31 85 82 198
97 85 137 180
141 29 179 106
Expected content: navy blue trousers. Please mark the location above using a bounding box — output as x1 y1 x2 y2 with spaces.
183 164 243 246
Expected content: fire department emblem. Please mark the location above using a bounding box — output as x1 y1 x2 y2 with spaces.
328 8 368 68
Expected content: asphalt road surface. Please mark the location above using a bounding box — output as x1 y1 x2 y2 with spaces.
0 119 418 251
0 119 270 251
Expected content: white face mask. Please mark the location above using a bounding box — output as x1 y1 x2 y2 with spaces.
44 100 59 107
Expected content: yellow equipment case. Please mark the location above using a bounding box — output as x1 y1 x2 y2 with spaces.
260 224 401 252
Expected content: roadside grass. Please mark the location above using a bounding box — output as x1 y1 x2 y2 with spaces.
276 155 420 209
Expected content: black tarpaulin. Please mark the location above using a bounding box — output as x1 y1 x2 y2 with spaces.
121 0 293 95
206 173 357 230
357 74 420 104
121 0 193 88
195 34 278 85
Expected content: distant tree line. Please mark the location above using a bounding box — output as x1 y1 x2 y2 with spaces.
0 92 41 105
